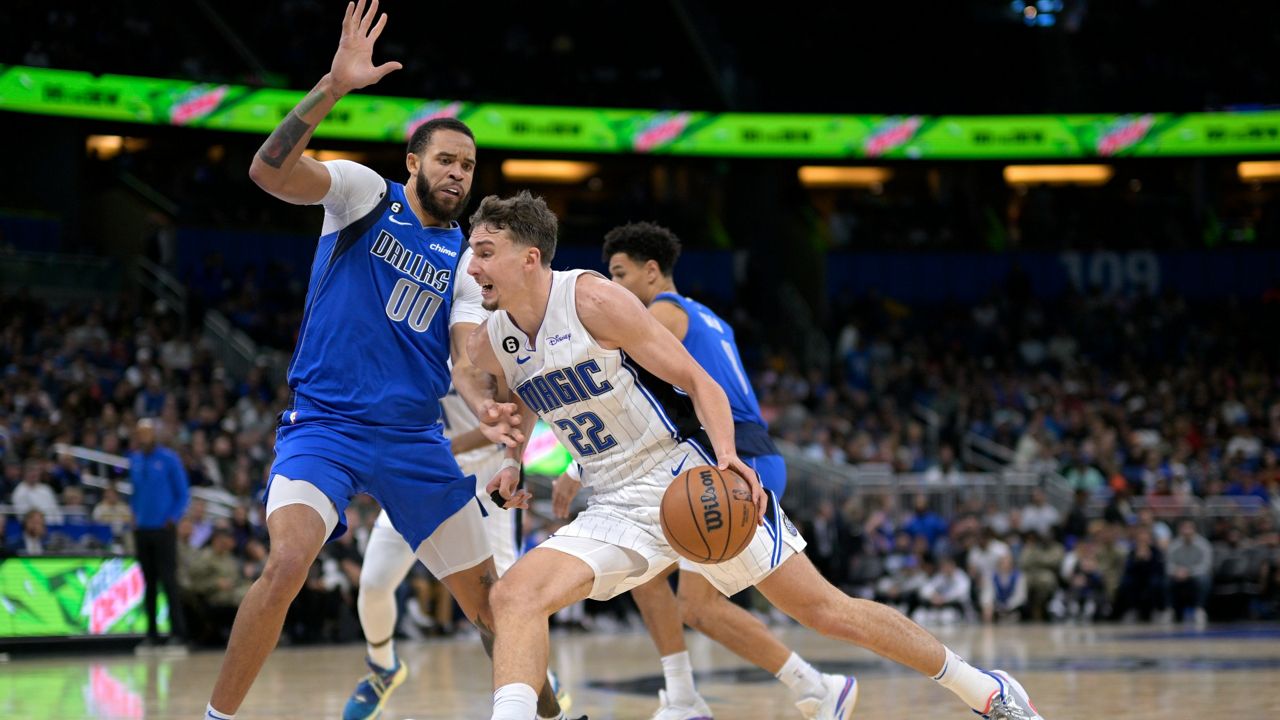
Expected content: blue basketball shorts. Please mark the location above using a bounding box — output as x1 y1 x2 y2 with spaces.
268 409 476 551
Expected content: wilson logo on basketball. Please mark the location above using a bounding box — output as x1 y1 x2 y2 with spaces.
699 470 724 531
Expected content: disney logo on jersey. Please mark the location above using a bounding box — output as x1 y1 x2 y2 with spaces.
547 332 573 346
370 229 452 293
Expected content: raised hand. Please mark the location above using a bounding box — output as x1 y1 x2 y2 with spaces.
329 0 402 96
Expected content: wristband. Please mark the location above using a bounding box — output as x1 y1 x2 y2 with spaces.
490 458 523 506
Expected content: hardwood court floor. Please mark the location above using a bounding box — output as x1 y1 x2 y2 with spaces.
4 623 1279 719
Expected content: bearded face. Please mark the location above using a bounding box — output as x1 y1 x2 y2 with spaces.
414 160 470 223
409 128 476 225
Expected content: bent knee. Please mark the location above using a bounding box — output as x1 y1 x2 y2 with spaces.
677 592 713 630
677 597 699 629
261 548 314 590
489 577 533 617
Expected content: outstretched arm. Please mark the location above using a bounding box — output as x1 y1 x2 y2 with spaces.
247 0 401 204
577 275 765 522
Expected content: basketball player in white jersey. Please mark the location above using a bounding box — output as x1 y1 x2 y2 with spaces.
463 191 1047 720
542 221 850 720
342 387 573 720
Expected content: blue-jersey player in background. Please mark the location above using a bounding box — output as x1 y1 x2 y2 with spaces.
202 4 572 720
549 221 856 720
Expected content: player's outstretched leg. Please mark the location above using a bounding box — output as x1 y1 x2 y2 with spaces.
757 553 1046 720
676 570 854 720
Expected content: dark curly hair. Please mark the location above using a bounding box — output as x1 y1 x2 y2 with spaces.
601 222 682 276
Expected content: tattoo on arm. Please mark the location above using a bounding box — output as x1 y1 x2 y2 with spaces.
256 88 326 169
257 112 312 169
296 87 327 117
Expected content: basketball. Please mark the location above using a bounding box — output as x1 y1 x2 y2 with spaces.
660 464 758 564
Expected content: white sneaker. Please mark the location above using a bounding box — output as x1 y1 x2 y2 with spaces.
979 670 1044 720
795 674 858 720
650 689 713 720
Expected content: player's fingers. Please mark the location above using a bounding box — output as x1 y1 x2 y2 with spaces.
485 475 501 493
352 0 368 32
370 11 389 41
359 0 377 32
342 1 356 32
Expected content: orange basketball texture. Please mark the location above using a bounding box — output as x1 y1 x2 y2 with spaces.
660 465 757 564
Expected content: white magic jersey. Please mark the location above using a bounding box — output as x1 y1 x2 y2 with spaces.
487 270 709 507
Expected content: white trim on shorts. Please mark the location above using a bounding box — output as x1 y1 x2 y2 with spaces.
265 474 340 539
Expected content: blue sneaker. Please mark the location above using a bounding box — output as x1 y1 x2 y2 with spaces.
342 657 407 720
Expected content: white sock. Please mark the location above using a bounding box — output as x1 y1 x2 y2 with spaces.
204 704 235 720
775 652 825 699
492 683 538 720
932 647 1001 713
660 651 698 706
367 638 396 670
537 712 567 720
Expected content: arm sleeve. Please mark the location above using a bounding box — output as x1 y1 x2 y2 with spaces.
317 160 387 235
450 248 488 326
169 452 190 523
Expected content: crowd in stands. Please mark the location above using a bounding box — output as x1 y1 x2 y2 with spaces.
0 290 383 644
753 279 1280 622
4 275 1278 644
794 489 1278 626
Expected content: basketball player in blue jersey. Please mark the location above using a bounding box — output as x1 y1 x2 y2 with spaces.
201 4 572 720
553 220 850 720
465 192 1046 720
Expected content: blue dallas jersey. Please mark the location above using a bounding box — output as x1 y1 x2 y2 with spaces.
286 178 466 427
653 292 777 459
